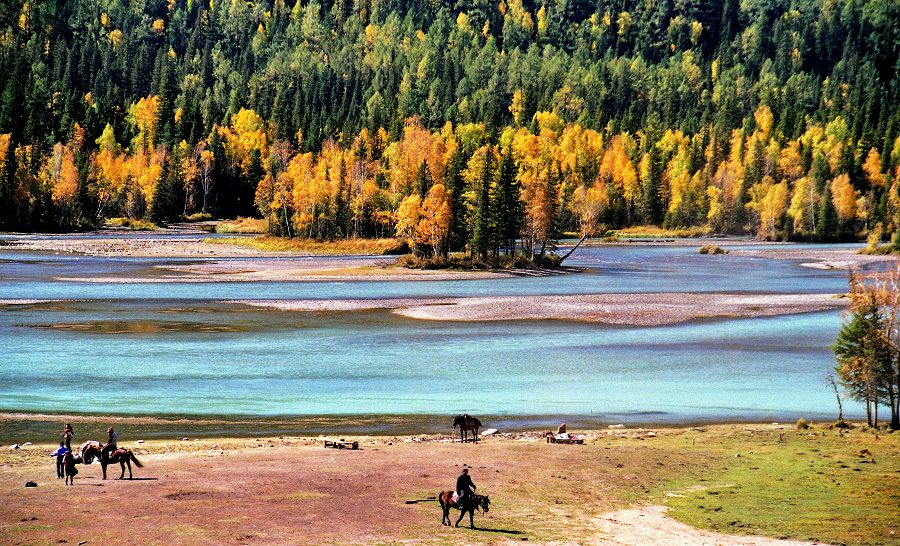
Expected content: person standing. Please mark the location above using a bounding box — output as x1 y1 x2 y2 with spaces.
50 442 68 479
63 451 78 485
62 422 73 451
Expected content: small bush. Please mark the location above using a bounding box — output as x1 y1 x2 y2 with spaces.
104 217 159 231
184 212 214 222
699 244 727 255
796 418 810 430
215 217 269 234
207 236 407 255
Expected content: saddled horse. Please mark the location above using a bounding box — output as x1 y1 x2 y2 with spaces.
80 441 143 480
438 490 490 528
452 414 482 443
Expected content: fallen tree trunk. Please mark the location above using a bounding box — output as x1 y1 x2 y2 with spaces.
558 232 588 265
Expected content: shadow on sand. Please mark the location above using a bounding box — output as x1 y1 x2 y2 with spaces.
468 527 523 535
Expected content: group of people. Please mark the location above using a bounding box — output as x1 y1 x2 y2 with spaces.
49 422 119 484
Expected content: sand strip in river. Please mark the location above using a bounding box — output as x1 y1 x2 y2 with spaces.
233 292 847 326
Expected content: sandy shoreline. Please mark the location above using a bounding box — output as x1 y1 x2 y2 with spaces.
233 292 847 326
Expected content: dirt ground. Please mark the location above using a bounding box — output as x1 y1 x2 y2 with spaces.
0 430 830 545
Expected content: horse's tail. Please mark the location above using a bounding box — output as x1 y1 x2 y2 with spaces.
130 452 144 468
438 491 446 510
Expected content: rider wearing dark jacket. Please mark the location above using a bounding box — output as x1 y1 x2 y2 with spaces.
456 466 476 503
101 427 118 462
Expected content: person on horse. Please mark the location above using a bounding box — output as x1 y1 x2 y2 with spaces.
455 465 476 506
101 426 118 462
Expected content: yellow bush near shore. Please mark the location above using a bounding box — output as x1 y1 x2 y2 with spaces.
207 235 406 255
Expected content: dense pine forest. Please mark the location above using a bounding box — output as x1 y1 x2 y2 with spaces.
0 0 898 256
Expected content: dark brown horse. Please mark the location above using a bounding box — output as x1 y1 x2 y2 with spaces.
452 414 482 443
80 441 143 480
438 490 490 528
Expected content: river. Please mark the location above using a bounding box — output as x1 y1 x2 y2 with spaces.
0 238 863 425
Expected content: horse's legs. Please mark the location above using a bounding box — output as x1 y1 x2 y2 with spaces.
101 462 107 480
119 460 126 479
454 507 466 527
469 508 475 529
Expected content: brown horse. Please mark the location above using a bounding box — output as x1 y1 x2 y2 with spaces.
80 441 143 480
452 414 482 443
438 490 490 528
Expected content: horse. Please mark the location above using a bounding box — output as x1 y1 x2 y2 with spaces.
452 414 482 443
438 490 490 528
80 441 143 480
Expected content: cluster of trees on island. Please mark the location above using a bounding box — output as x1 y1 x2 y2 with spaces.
0 0 898 257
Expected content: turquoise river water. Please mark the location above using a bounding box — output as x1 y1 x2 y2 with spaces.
0 237 870 425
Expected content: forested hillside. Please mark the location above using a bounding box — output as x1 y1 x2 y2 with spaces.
0 0 897 253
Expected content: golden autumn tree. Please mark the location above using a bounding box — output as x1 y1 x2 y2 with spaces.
91 124 128 220
221 108 269 175
787 177 816 234
831 173 860 225
571 181 608 235
395 193 422 252
418 183 452 257
128 95 160 149
863 148 886 189
747 175 789 239
43 142 79 227
598 134 638 221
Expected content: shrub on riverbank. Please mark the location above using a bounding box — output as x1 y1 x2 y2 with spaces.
105 217 159 231
184 212 214 222
215 217 268 234
611 226 714 239
207 236 407 255
860 231 900 255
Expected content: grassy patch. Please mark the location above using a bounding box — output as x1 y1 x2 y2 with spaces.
184 212 214 222
609 225 714 239
214 217 268 234
206 235 407 255
860 243 899 255
104 217 160 231
640 425 900 546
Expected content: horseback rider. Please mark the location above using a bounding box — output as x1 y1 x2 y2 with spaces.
455 465 476 506
101 426 118 462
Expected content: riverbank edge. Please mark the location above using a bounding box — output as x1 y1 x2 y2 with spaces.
0 411 857 445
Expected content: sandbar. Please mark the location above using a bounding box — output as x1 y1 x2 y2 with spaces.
234 292 847 326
